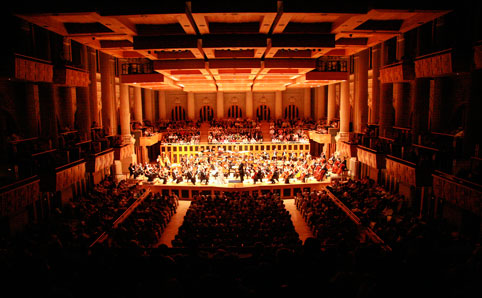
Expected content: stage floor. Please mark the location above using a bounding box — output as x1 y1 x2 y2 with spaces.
134 175 340 197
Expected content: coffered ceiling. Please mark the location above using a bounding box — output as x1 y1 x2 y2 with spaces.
14 1 451 92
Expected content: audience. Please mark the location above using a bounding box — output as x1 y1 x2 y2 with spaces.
173 191 301 249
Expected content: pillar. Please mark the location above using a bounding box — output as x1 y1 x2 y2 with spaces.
100 52 115 136
24 83 40 138
143 88 153 123
246 90 253 119
275 91 282 119
133 86 143 125
38 84 59 148
76 87 91 140
430 77 449 132
187 92 195 120
314 86 326 120
119 83 131 142
410 78 430 142
303 87 311 119
59 87 75 131
354 49 369 133
327 84 336 123
217 91 224 119
339 80 350 139
379 83 394 137
370 45 381 124
88 47 99 127
465 70 482 156
158 90 167 120
394 82 411 128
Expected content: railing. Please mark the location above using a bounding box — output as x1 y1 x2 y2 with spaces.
325 187 392 252
159 142 311 164
89 188 151 247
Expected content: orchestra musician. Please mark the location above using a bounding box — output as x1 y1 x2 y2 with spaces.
270 167 279 184
238 161 245 183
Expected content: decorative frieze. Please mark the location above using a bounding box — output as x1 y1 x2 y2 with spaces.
14 55 53 82
433 173 482 216
385 157 416 186
379 61 414 83
55 162 86 192
54 66 90 87
357 146 385 169
0 178 40 217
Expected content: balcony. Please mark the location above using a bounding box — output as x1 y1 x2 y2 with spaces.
379 60 415 83
414 48 471 78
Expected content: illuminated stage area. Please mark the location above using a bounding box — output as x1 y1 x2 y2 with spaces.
136 174 337 200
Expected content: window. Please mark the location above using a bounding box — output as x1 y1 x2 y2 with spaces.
284 104 299 120
227 105 243 118
256 104 271 121
200 105 214 121
171 106 186 121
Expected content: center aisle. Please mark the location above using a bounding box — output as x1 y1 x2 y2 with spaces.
284 199 313 243
155 200 191 248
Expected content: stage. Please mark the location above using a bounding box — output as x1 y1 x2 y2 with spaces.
136 175 338 200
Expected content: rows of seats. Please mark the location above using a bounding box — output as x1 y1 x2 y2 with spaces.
327 178 423 247
269 120 311 143
1 177 480 298
107 192 179 248
0 177 146 251
208 119 263 143
295 189 367 249
172 192 301 249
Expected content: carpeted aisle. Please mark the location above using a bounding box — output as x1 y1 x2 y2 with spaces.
156 200 191 247
283 198 313 243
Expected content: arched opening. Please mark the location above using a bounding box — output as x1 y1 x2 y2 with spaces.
256 104 271 121
199 105 214 122
284 104 299 120
171 106 186 121
227 105 243 118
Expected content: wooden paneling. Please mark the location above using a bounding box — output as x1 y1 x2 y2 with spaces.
0 178 40 217
14 56 53 83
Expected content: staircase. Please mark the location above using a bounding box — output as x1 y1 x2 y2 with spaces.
199 122 210 143
259 121 272 142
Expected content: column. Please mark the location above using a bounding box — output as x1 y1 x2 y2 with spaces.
314 86 326 120
24 83 40 138
275 91 282 119
59 87 75 131
88 47 99 127
430 77 448 132
216 91 224 119
410 78 430 142
327 84 336 123
119 83 131 141
38 84 59 148
394 82 411 128
133 86 143 125
370 45 381 124
143 88 153 123
76 87 91 140
158 90 167 120
354 49 369 133
100 52 115 136
246 90 253 119
339 80 350 139
465 70 482 156
379 83 394 137
303 87 311 119
187 92 195 120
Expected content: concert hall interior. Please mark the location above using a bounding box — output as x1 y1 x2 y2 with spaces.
1 0 481 297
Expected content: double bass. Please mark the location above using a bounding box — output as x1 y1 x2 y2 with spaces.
313 164 326 181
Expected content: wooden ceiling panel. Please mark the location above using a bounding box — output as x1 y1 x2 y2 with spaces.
14 5 451 92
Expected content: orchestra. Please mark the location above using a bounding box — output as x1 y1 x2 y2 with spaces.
129 150 347 186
